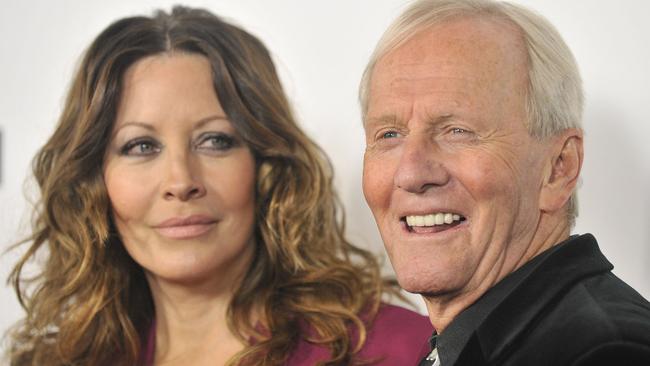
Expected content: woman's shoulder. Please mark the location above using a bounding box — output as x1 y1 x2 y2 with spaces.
358 303 433 365
367 303 432 337
286 303 433 365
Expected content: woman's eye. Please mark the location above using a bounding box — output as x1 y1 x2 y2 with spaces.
196 133 238 151
120 138 160 156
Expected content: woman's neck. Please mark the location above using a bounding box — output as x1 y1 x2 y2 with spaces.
147 276 245 366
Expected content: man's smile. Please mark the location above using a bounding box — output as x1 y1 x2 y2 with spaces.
402 213 467 234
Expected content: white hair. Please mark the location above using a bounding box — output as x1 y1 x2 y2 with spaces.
359 0 583 226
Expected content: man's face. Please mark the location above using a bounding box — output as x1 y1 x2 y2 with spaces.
363 17 549 299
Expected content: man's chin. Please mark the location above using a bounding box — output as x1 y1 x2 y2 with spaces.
396 272 461 298
398 276 443 295
404 287 456 299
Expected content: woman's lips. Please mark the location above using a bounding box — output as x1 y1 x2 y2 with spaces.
155 223 215 239
154 215 217 239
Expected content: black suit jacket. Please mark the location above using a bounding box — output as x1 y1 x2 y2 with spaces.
436 234 650 366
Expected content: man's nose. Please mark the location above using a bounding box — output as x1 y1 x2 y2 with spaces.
162 151 206 202
393 135 450 194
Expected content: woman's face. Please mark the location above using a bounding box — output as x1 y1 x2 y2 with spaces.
103 53 256 288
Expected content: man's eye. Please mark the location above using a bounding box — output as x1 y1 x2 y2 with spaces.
451 128 467 134
381 130 400 139
120 139 160 156
196 133 238 151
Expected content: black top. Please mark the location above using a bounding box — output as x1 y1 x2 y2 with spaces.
419 234 650 366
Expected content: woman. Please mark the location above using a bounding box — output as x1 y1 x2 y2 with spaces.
6 6 432 366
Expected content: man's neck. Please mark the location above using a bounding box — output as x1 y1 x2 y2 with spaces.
423 216 571 333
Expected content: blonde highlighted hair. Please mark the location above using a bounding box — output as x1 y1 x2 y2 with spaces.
8 6 397 365
359 0 584 226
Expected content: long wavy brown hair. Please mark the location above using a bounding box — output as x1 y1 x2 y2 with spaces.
6 6 399 366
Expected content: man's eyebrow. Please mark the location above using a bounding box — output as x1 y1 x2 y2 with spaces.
365 114 402 129
365 113 454 130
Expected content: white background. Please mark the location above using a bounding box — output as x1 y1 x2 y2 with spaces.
1 0 649 351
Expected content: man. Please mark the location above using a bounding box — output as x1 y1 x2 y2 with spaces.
359 0 650 365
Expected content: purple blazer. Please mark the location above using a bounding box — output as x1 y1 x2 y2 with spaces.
144 304 432 365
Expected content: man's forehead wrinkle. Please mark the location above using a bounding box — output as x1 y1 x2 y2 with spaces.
369 76 478 128
388 75 478 96
424 112 454 126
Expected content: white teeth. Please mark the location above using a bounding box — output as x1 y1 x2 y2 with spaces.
415 215 424 226
424 215 435 226
405 213 464 227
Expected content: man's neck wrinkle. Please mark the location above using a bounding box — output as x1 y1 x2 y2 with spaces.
423 242 514 333
516 217 570 270
423 283 492 334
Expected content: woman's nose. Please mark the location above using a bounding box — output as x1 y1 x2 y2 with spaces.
161 152 206 201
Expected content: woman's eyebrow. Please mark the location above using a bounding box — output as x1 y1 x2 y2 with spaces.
194 115 229 129
115 121 156 133
114 115 230 134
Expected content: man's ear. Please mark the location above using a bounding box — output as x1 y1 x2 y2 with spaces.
539 128 584 213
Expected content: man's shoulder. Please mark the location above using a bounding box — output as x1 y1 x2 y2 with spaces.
510 270 650 365
487 235 650 365
518 234 650 342
553 270 650 339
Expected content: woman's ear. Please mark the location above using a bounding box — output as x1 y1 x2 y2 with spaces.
539 128 584 213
